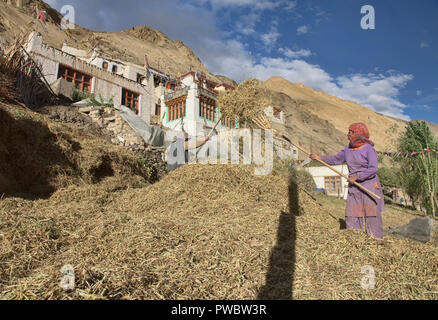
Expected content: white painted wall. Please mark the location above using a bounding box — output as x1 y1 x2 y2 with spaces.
25 32 154 124
305 164 349 199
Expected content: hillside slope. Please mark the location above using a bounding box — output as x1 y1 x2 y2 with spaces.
1 0 434 154
264 77 409 152
0 0 232 85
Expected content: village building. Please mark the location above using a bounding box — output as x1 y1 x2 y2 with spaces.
159 71 238 137
24 32 155 124
305 164 349 199
264 105 285 125
23 32 298 161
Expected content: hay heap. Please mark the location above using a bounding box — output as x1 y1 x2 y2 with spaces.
1 158 437 299
0 106 154 198
0 103 437 300
216 78 269 124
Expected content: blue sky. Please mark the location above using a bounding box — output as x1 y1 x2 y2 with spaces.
45 0 438 123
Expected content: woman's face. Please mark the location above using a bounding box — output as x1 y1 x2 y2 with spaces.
347 129 355 142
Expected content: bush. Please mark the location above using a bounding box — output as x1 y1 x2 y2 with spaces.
377 167 400 188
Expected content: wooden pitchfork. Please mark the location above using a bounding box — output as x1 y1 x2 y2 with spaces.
251 113 381 200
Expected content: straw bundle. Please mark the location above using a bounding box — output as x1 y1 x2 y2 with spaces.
216 78 269 124
1 34 57 108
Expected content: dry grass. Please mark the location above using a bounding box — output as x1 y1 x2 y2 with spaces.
0 106 153 198
0 104 437 300
217 79 269 124
0 159 437 299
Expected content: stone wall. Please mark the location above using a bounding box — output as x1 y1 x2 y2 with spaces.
79 106 145 149
25 32 154 124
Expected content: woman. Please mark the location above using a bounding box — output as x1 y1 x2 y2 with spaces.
310 123 385 240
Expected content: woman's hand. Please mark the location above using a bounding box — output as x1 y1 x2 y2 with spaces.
309 154 321 161
348 176 358 184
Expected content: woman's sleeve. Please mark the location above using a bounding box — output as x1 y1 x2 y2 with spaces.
357 146 378 182
321 148 346 165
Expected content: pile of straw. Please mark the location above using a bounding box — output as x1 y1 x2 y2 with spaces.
0 104 437 300
0 106 153 198
216 79 269 123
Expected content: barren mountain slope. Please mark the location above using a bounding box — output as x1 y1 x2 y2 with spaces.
264 76 409 152
0 0 232 84
267 90 348 156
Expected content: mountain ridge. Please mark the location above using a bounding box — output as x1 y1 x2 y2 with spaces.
0 0 435 154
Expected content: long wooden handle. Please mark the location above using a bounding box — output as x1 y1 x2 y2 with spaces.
207 115 223 138
281 133 381 200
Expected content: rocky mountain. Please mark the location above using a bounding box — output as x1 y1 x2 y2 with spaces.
0 0 435 156
264 77 409 153
0 0 232 84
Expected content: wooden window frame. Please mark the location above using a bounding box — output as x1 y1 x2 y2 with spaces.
165 95 187 122
221 116 235 129
58 65 92 93
122 88 140 114
324 176 342 195
199 96 216 122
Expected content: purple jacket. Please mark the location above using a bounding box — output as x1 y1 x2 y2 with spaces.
322 144 385 215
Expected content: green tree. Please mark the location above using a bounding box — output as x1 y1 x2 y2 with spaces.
396 121 438 217
377 167 400 188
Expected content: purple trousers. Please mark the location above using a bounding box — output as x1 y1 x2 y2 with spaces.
345 211 383 239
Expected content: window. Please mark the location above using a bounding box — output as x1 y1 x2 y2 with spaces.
155 104 161 116
58 65 92 93
221 116 235 128
112 65 118 73
102 61 108 70
137 73 145 84
122 88 140 114
324 176 342 195
199 96 216 122
166 96 186 122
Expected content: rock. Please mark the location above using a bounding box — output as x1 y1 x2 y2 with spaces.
384 217 434 243
435 226 438 246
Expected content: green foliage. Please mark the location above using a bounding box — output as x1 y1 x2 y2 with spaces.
88 94 115 109
72 89 114 109
396 121 438 217
72 88 93 102
377 167 400 188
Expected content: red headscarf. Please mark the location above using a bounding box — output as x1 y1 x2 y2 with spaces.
348 123 374 148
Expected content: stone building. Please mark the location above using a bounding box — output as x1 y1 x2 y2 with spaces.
304 164 349 199
159 71 237 137
24 32 155 123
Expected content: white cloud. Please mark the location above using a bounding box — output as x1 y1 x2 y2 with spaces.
45 0 412 121
279 47 312 59
261 26 280 47
236 13 260 35
201 43 413 120
423 105 432 110
416 90 422 96
420 41 430 48
284 1 297 11
297 25 309 35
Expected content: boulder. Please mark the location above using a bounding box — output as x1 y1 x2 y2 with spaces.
384 217 434 243
435 226 438 246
